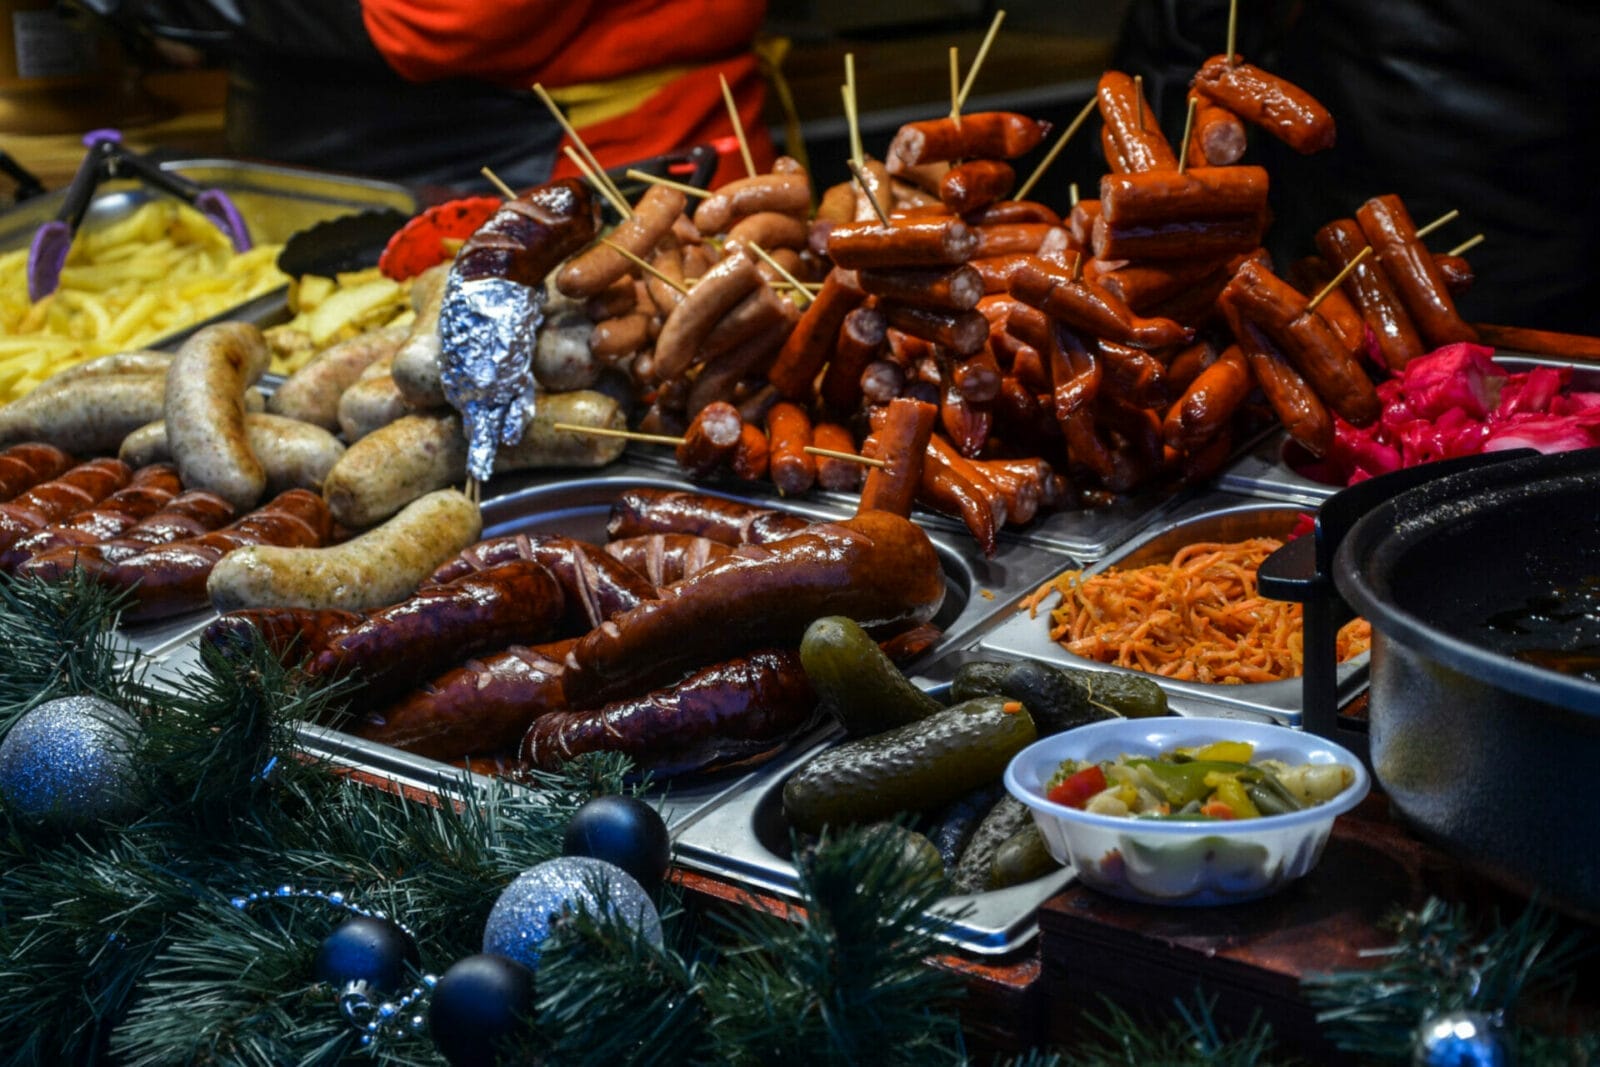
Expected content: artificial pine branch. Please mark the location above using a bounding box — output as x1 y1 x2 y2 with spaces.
524 897 710 1067
1068 994 1292 1067
0 571 135 730
110 895 347 1067
1302 896 1592 1060
704 823 968 1066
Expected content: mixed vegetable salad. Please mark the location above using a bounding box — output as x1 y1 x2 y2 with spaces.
1045 739 1354 821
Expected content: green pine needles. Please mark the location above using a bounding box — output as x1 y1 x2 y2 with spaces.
0 571 1594 1066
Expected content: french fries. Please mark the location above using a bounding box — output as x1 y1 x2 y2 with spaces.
0 200 288 404
265 267 413 376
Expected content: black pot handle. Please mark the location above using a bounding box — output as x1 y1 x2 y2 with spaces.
1258 448 1537 760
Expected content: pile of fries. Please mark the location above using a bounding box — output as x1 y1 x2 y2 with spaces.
0 201 287 403
264 267 412 376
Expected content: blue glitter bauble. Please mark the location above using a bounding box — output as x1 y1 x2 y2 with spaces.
0 695 139 831
1413 1011 1511 1067
482 856 662 972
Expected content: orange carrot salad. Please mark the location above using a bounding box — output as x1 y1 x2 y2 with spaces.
1019 537 1372 684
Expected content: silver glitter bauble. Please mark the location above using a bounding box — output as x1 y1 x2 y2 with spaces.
0 695 139 831
482 856 662 972
1413 1011 1512 1067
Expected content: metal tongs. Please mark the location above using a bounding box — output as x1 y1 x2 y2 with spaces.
26 129 252 301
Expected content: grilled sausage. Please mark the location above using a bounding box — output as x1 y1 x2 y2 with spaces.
563 509 943 705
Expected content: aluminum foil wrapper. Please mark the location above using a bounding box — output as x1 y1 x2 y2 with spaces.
438 273 547 482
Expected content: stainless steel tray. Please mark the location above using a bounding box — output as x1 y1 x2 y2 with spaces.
977 495 1369 726
0 157 416 351
671 717 1075 957
139 461 1073 829
1216 353 1600 505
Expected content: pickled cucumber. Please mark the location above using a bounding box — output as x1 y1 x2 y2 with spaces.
1079 668 1168 719
949 661 1011 703
925 781 1007 873
782 697 1036 835
949 795 1030 894
988 822 1059 891
952 658 1168 729
801 615 943 737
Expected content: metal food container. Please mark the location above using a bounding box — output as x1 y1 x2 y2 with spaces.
0 157 416 348
1216 353 1600 505
140 463 1067 828
977 496 1369 725
672 716 1076 955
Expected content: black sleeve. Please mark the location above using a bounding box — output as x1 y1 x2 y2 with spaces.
70 0 385 68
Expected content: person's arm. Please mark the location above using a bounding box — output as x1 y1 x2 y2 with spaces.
71 0 383 66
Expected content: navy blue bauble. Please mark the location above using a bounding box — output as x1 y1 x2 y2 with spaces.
562 795 671 894
429 953 535 1067
313 915 420 996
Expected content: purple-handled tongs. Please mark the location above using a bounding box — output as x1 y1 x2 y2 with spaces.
25 129 251 302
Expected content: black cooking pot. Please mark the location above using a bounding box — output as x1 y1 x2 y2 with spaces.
1260 447 1600 918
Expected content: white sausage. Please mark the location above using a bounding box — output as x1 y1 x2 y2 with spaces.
163 322 271 511
206 489 482 612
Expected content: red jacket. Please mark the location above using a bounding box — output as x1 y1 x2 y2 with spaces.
360 0 773 185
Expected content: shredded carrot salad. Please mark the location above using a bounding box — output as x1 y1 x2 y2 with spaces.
1019 537 1372 684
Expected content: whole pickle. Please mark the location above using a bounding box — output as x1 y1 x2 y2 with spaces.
782 697 1036 835
800 615 943 737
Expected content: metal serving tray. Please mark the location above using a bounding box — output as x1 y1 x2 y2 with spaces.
1217 353 1600 505
0 157 416 350
138 462 1070 834
672 675 1075 957
977 495 1369 726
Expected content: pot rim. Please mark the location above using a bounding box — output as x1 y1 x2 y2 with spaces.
1331 447 1600 717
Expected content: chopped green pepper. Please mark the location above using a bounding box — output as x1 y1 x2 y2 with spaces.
1127 758 1261 807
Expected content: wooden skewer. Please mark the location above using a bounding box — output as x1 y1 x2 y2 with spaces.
601 239 690 295
1306 245 1373 312
464 477 481 505
552 423 686 447
624 168 711 199
550 424 887 470
844 53 862 168
1415 208 1461 240
949 46 962 129
846 159 891 225
1017 96 1097 201
534 82 631 218
956 8 1007 111
480 166 517 201
720 73 758 179
745 242 815 305
1226 0 1240 66
1069 181 1080 208
804 445 887 468
1448 233 1485 257
1176 95 1199 174
1134 75 1145 131
563 146 632 222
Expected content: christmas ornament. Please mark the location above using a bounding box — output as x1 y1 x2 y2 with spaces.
562 794 672 894
429 953 536 1067
1413 1011 1511 1067
0 694 139 831
314 914 422 998
233 887 433 1044
483 856 663 971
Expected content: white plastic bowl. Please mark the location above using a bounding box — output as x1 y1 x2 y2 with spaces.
1004 717 1370 906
